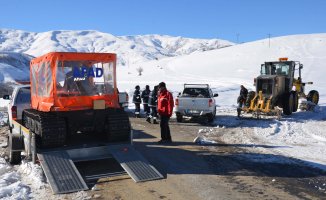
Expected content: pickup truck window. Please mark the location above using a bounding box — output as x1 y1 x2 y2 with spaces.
182 88 210 98
15 88 31 104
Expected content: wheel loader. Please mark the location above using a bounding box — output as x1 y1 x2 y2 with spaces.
238 58 319 119
22 52 131 148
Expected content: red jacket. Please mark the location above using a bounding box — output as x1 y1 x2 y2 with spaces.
158 89 174 117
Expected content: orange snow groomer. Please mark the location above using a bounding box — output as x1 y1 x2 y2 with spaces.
23 52 130 148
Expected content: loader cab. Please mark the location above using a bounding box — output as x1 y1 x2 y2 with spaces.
259 60 296 94
260 61 294 77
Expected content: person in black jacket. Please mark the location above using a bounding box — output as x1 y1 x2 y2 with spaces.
133 85 141 118
148 85 159 124
237 85 248 117
141 85 151 122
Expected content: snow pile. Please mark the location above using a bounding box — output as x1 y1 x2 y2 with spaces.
0 112 8 127
0 99 10 108
70 191 91 200
194 129 218 144
0 158 31 199
253 106 326 169
18 161 46 190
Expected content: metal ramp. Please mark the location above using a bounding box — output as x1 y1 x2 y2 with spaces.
37 144 163 194
107 144 164 182
38 151 88 194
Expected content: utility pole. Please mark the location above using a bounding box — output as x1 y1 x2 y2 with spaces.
268 33 271 48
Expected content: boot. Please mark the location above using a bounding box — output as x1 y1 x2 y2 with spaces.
146 117 151 123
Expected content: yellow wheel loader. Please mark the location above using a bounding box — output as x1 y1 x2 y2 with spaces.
238 58 319 119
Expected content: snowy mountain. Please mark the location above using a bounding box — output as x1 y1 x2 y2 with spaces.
0 29 233 66
117 33 326 171
119 33 326 102
0 52 32 82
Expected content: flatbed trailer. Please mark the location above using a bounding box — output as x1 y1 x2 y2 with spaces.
8 119 163 194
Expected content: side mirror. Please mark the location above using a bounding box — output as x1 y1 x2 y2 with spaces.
213 93 219 97
2 95 10 100
299 64 303 69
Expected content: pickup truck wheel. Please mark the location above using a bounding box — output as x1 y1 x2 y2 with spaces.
207 113 215 123
8 134 22 165
176 114 183 122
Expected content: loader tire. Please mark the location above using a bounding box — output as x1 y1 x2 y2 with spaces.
283 93 293 115
307 90 319 105
292 91 298 112
106 109 131 142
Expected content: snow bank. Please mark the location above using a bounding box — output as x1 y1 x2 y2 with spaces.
0 158 31 199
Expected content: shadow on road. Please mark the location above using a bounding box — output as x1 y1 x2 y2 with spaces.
133 140 326 179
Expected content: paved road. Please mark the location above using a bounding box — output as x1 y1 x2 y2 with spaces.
90 117 326 200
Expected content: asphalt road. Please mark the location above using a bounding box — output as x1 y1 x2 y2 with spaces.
88 117 326 200
0 115 325 200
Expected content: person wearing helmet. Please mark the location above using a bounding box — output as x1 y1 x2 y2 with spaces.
141 85 151 122
133 85 142 118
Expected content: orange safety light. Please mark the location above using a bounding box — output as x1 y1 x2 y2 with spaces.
279 57 288 61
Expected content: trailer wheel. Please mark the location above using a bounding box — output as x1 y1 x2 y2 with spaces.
307 90 319 105
292 91 298 112
283 93 293 115
8 134 22 165
176 114 183 122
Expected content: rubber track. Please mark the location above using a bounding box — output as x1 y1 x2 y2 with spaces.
106 109 130 142
23 109 66 148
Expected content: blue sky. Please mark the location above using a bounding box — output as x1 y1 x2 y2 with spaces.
1 0 325 42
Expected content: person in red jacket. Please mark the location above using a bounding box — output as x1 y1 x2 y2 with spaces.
157 82 174 143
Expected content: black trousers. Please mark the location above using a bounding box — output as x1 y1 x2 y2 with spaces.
160 115 171 141
143 103 150 117
134 103 140 115
151 106 158 119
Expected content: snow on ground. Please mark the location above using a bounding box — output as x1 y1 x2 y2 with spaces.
0 158 31 199
117 33 326 171
195 105 326 171
0 99 9 126
0 33 326 197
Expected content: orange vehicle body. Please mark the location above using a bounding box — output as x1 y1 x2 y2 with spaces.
30 52 119 112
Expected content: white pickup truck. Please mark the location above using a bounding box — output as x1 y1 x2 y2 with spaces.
5 85 31 128
174 84 218 122
118 91 129 108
